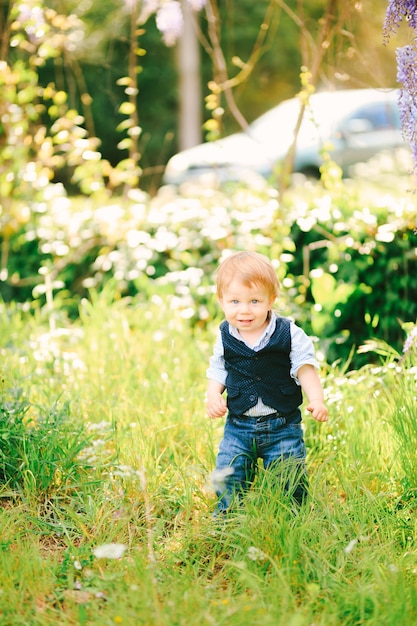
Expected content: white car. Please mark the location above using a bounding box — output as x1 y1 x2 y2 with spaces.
163 88 405 185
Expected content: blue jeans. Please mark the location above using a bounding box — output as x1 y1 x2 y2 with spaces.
214 409 307 512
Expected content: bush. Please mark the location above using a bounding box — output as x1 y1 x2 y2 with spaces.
282 179 417 365
1 175 416 368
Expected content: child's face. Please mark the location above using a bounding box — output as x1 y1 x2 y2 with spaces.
219 278 275 336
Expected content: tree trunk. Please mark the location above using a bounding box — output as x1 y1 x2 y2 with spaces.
177 0 202 150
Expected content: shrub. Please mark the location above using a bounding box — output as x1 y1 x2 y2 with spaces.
0 177 416 368
0 386 109 498
282 179 417 365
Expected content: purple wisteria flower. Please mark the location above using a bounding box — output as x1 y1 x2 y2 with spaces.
403 325 417 353
187 0 207 10
383 0 417 43
138 0 159 24
15 3 46 43
156 1 184 46
396 44 417 167
138 0 206 46
384 1 417 172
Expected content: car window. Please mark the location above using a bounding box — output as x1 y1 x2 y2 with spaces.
246 92 401 146
342 101 400 131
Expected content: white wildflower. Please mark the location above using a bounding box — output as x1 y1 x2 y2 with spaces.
111 465 135 478
210 467 234 492
247 546 268 562
93 543 127 560
88 421 111 432
344 539 358 554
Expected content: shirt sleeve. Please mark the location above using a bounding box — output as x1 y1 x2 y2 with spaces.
289 321 319 383
206 330 227 385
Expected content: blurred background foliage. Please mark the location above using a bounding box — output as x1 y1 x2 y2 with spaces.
0 0 416 370
1 0 405 191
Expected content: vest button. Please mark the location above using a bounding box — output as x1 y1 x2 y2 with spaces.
249 395 256 401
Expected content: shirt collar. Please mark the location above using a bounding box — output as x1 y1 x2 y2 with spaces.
228 311 277 348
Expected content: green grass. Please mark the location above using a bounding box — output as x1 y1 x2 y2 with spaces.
1 292 417 625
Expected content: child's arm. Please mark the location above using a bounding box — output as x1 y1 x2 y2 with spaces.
206 379 227 419
297 364 328 422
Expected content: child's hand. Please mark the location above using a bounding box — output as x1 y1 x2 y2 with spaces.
306 401 328 422
206 393 228 419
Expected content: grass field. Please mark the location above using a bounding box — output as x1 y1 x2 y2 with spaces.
1 291 416 625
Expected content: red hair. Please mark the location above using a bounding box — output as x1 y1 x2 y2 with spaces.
216 251 280 301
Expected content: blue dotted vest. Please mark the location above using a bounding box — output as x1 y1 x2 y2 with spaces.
220 316 303 416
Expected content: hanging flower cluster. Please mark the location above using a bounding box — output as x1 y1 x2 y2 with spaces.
139 0 206 47
383 0 417 42
396 44 417 167
384 0 417 172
